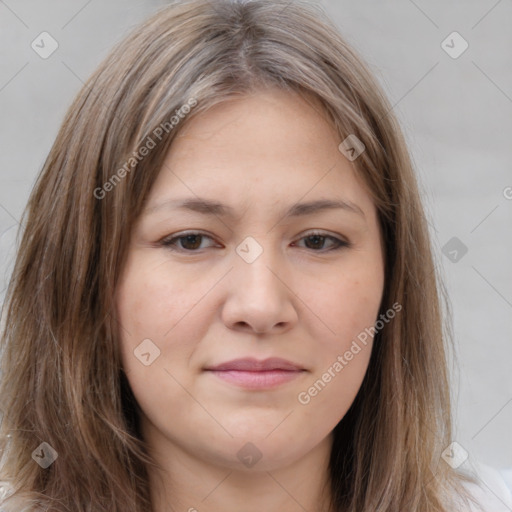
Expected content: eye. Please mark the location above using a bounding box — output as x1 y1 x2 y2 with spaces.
292 231 350 252
159 230 350 253
160 232 218 252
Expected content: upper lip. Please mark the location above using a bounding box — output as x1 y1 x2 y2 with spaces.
204 357 305 372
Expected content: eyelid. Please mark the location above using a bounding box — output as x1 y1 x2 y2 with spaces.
159 230 219 250
159 229 351 252
292 230 351 251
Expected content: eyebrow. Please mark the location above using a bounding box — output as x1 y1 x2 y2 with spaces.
143 197 365 219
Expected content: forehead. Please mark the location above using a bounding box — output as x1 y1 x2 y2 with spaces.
144 88 375 220
173 88 337 163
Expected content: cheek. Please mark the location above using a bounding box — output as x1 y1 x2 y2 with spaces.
115 254 203 382
116 252 214 341
114 257 205 425
308 260 384 353
295 273 383 428
296 253 384 412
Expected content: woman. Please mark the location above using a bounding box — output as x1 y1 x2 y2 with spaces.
0 0 510 510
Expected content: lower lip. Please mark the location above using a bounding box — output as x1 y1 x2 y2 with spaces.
206 369 305 389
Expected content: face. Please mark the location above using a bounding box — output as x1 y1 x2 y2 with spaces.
115 88 385 473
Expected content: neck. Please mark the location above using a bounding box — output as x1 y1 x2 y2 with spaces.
146 428 334 512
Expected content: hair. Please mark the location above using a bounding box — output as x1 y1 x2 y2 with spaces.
0 0 480 510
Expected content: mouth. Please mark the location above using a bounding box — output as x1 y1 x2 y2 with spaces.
203 357 307 390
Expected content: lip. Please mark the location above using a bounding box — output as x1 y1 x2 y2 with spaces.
205 357 304 372
204 357 306 390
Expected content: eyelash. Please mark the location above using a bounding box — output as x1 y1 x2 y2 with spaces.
159 231 350 253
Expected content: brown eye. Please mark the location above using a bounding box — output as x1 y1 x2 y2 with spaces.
294 232 350 252
160 231 350 254
160 232 216 252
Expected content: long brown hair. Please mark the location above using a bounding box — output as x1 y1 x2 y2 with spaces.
0 0 478 510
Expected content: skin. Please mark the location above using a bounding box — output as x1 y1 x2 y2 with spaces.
115 88 385 512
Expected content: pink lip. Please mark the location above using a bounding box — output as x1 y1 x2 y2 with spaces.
204 358 306 390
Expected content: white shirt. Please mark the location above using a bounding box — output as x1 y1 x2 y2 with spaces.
455 462 512 511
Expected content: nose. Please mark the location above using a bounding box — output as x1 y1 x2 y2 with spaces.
220 246 298 335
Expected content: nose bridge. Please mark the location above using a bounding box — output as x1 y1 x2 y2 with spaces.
221 234 296 333
234 235 283 298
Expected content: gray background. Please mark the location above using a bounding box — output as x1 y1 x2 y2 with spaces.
1 0 511 474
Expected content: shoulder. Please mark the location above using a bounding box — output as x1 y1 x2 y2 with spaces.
0 481 33 512
455 461 512 512
0 481 9 511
